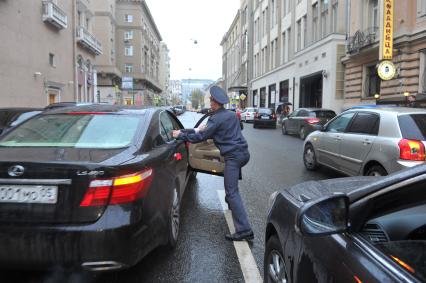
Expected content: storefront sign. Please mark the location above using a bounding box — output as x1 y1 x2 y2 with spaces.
380 0 394 60
377 60 396 81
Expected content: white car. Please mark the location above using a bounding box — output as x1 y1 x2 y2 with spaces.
241 107 257 123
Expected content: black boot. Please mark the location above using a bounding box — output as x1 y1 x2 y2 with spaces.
225 230 254 241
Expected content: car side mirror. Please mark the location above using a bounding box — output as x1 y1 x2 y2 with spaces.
296 194 349 236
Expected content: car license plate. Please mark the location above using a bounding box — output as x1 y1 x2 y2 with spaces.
261 116 269 120
0 185 58 204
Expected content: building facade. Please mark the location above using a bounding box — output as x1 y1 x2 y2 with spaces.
115 0 162 105
223 0 347 113
159 42 171 105
170 80 182 105
0 0 75 107
343 0 426 108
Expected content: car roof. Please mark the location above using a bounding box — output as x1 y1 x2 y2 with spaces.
344 107 426 115
297 108 335 112
43 105 159 115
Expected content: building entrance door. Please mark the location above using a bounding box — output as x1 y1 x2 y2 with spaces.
299 73 323 108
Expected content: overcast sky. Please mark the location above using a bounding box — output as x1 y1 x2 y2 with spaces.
145 0 240 81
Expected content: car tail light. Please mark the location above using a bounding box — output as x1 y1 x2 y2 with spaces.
80 168 154 207
246 113 250 117
398 139 425 161
305 118 320 124
272 114 276 119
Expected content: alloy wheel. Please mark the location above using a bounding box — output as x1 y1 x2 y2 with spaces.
171 188 180 241
268 250 287 283
299 127 306 140
304 145 318 170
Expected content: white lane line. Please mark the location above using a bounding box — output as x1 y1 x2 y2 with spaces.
217 190 262 283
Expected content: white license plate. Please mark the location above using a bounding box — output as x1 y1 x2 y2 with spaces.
0 185 58 204
261 116 269 120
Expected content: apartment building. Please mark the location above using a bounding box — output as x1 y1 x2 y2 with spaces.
170 80 182 104
343 0 426 108
116 0 162 105
159 42 171 104
223 0 347 113
93 0 121 104
0 0 74 107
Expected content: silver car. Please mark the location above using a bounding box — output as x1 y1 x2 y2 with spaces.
303 107 426 176
241 107 257 123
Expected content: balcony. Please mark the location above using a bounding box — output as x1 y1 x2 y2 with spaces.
76 27 102 55
42 1 68 29
347 27 379 54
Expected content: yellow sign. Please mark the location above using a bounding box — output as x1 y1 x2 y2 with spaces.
377 60 396 81
380 0 394 60
239 94 247 101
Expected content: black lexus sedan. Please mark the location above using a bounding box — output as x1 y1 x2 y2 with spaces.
265 165 426 283
0 105 201 271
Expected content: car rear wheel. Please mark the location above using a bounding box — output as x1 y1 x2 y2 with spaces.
365 165 388 176
299 127 306 140
304 144 318 171
253 123 257 128
166 187 180 249
264 235 288 283
281 123 287 135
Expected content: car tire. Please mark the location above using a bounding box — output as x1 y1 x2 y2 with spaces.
264 235 288 283
365 165 388 176
303 144 319 171
166 187 180 249
281 123 287 135
253 123 257 129
299 127 306 140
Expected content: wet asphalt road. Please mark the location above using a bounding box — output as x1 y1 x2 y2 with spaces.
3 111 341 283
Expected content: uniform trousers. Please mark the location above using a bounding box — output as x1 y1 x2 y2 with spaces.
223 150 251 233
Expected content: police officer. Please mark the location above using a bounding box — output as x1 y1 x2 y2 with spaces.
172 86 253 241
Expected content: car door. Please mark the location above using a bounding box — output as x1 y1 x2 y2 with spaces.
159 111 189 193
338 112 379 176
187 114 225 176
285 110 300 133
316 112 356 171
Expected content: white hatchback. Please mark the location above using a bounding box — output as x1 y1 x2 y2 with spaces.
241 107 257 123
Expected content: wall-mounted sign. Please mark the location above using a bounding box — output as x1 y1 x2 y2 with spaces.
377 60 396 81
380 0 394 60
239 94 247 101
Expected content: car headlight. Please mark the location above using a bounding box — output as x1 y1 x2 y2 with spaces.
268 191 279 208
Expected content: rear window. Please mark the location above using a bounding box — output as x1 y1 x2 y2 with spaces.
398 114 426 140
311 111 336 119
258 108 273 114
0 114 142 148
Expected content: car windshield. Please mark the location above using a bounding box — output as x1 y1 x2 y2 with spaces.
398 114 426 140
258 108 273 114
311 111 336 119
0 114 141 148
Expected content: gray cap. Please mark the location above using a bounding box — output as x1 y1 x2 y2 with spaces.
209 86 229 105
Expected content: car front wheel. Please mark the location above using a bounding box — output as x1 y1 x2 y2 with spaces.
303 144 319 171
281 123 287 135
166 187 180 248
299 127 306 140
264 235 288 283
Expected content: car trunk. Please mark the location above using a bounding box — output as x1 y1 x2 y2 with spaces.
0 147 125 224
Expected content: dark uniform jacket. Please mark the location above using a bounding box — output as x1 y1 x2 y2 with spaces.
177 108 248 157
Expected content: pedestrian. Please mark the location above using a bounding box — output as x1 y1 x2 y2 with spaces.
172 86 253 241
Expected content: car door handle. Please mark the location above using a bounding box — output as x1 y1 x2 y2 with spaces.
335 136 342 141
362 140 372 145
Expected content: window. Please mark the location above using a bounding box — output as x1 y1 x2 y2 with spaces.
262 9 267 36
418 0 426 17
124 31 133 40
281 31 286 64
125 14 133 23
49 53 55 67
326 112 355 133
297 20 302 51
124 64 133 73
369 0 379 28
347 113 380 135
365 65 381 97
332 1 338 32
303 16 307 47
270 40 275 69
125 46 133 56
254 19 259 42
321 0 329 38
271 0 276 28
260 87 266 107
312 3 319 42
398 114 426 140
160 112 180 142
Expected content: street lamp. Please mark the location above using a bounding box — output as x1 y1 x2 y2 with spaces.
374 93 380 104
404 91 410 106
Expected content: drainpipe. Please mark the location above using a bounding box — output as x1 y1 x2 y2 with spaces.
292 77 295 109
72 0 78 102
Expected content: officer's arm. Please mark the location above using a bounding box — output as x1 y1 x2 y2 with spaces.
177 118 219 143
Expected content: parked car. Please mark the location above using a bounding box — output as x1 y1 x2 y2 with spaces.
281 108 336 140
303 107 426 177
265 164 426 283
0 105 221 271
0 108 43 136
197 108 210 114
253 108 277 128
241 107 257 123
173 105 186 115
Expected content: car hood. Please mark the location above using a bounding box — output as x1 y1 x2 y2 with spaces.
285 176 381 203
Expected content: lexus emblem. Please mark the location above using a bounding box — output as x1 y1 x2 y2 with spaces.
8 165 25 177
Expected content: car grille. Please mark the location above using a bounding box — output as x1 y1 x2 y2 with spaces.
360 223 389 243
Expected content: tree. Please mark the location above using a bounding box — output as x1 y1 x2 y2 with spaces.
191 89 204 109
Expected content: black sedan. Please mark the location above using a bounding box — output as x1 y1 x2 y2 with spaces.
253 108 277 129
265 165 426 282
0 105 218 271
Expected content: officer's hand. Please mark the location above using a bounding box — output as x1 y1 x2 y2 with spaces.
172 130 181 138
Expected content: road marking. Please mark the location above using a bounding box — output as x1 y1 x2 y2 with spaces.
217 190 262 283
